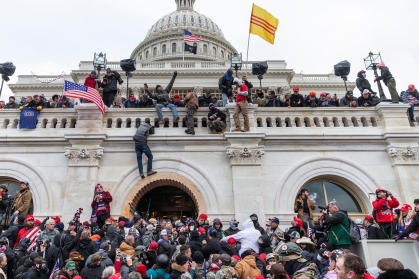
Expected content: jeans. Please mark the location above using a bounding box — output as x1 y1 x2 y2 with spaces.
156 104 178 121
408 104 419 118
135 142 153 174
9 214 25 227
302 213 314 228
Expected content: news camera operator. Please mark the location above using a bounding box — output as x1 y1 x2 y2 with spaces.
321 200 351 250
101 68 123 108
372 189 399 239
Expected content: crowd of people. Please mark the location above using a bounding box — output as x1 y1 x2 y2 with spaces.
0 181 417 279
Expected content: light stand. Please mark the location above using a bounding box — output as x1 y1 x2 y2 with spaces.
0 62 16 98
93 52 107 91
120 59 137 99
257 74 263 91
230 53 243 78
364 52 389 102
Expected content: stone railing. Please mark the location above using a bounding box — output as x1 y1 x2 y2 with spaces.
0 104 412 132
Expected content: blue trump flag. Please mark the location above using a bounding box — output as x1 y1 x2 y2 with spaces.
19 107 40 129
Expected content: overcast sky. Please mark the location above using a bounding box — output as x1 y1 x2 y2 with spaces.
1 0 418 101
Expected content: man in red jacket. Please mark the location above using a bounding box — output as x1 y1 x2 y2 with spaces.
372 188 399 239
82 71 102 103
232 77 249 132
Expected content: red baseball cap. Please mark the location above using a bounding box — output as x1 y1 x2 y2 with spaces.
148 241 158 251
199 214 207 220
293 87 299 92
320 92 327 97
408 84 415 89
34 219 41 226
26 215 34 222
107 217 117 221
227 238 236 245
118 221 125 227
232 255 241 262
400 204 412 212
364 216 373 221
198 227 206 234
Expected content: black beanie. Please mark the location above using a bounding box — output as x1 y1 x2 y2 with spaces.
193 251 204 264
175 255 188 266
9 96 15 100
414 199 419 205
241 251 252 259
17 215 25 224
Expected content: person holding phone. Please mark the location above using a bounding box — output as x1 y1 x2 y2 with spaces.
294 189 316 228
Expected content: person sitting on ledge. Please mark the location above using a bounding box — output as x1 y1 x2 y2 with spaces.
208 103 226 134
172 94 185 107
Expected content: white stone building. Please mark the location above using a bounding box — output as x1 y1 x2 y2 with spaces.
3 0 418 231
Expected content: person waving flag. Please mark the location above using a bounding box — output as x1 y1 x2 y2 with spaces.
64 80 106 114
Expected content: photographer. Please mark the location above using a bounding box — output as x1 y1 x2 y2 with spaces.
304 91 320 108
358 89 374 107
372 189 399 239
294 189 317 228
101 68 122 108
218 69 234 107
134 121 157 179
322 200 351 250
115 253 135 279
340 91 358 107
0 184 10 226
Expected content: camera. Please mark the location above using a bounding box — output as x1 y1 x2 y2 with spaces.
319 205 329 213
0 238 8 247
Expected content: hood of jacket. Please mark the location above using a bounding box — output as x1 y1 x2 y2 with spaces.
259 234 270 249
377 269 418 279
171 263 188 273
190 230 200 241
78 238 92 249
99 249 109 260
242 219 255 230
213 218 223 229
357 71 365 79
242 255 257 268
53 233 62 247
24 258 34 267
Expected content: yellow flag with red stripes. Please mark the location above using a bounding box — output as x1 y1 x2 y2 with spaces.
249 4 279 44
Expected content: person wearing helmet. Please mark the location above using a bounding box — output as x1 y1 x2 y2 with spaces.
290 87 304 107
147 254 171 279
372 189 399 239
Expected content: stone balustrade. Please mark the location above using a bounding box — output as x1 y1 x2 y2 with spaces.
0 104 412 133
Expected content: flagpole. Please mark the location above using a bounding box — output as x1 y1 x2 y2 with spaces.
245 33 251 77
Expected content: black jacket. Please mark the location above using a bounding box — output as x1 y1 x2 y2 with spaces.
189 230 202 256
266 96 281 107
27 99 50 109
219 241 239 257
56 269 71 279
15 257 34 275
201 237 222 259
0 223 24 248
170 263 188 279
284 226 302 242
67 231 99 269
330 98 340 107
399 213 419 239
243 80 253 103
145 251 157 270
223 227 241 237
284 251 311 276
157 239 176 259
376 269 418 279
208 108 226 123
376 66 394 85
0 194 9 214
147 74 177 106
101 71 121 93
212 218 224 240
290 94 304 107
357 95 374 107
25 266 42 279
46 234 62 272
356 71 374 94
258 235 272 254
138 98 155 108
219 74 234 97
198 95 213 107
304 97 320 107
80 263 104 279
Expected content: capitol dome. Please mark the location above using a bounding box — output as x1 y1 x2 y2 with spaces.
130 0 237 62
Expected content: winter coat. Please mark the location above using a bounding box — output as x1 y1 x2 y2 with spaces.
324 211 351 247
376 66 394 85
253 97 266 107
90 191 112 216
12 188 33 215
330 98 340 107
201 237 222 259
37 229 60 243
339 96 358 107
3 101 19 109
356 71 374 94
265 96 281 107
222 219 261 255
147 268 171 279
115 261 135 279
15 257 34 275
318 98 331 107
376 269 418 279
266 225 285 250
280 96 291 107
189 230 202 256
67 231 99 269
219 241 239 257
25 266 42 279
26 99 51 109
357 95 374 107
56 269 72 279
304 97 320 107
184 92 199 109
401 89 419 104
101 71 121 93
212 218 224 239
172 100 185 107
157 239 176 258
80 263 104 279
84 75 101 89
57 100 74 108
138 98 155 108
243 80 253 103
133 122 152 143
86 250 114 268
0 193 9 214
170 263 188 279
235 255 261 279
319 260 330 278
284 251 311 277
367 221 386 239
323 270 337 279
219 74 234 97
145 251 157 270
290 94 304 107
373 197 399 223
208 108 226 123
46 234 62 272
223 227 241 237
120 241 135 257
0 222 23 248
399 212 419 239
124 98 138 108
198 95 213 107
147 74 177 106
142 230 155 248
294 196 317 220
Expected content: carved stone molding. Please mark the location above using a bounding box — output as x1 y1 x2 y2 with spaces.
387 145 419 165
226 146 265 165
194 86 204 96
65 147 104 167
268 86 279 94
279 85 291 95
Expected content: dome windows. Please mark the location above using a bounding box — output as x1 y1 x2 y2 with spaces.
191 16 194 23
146 51 150 58
198 17 202 24
175 16 179 23
172 43 177 53
212 22 215 30
203 44 207 53
153 47 157 56
183 15 187 22
162 45 167 54
161 20 164 27
221 51 224 58
205 20 208 27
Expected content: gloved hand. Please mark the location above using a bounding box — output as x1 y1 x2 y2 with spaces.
174 71 177 77
392 235 400 242
19 106 23 111
37 106 42 111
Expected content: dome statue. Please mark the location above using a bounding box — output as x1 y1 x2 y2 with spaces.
130 0 237 62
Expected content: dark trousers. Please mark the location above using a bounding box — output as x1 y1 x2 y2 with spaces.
103 91 117 107
97 212 111 228
135 142 153 174
408 104 419 118
378 222 394 239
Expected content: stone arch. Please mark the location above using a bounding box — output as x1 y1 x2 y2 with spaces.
110 157 221 217
0 158 54 216
274 157 379 214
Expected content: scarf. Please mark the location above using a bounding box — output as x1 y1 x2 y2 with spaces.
225 72 232 81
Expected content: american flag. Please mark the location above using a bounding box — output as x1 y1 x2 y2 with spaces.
25 226 41 252
307 222 312 238
184 29 204 42
49 259 60 279
64 80 106 114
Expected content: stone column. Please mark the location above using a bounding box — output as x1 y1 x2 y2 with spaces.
225 132 266 228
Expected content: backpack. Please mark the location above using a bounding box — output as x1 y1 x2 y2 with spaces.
340 218 361 244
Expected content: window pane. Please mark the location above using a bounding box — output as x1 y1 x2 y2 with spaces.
303 181 326 209
7 183 20 198
324 182 362 213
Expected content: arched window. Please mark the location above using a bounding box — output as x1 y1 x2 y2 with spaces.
183 15 187 22
191 16 194 23
198 18 202 24
161 20 164 27
172 43 177 53
213 47 216 56
162 45 167 54
168 17 171 24
146 51 150 58
175 16 179 23
153 47 157 56
216 26 219 33
221 51 224 58
212 22 215 29
301 180 362 213
203 45 207 53
205 20 209 27
140 55 142 60
154 24 158 31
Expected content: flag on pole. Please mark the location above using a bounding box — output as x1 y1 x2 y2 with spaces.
184 30 204 42
64 80 106 114
184 43 197 54
49 259 60 279
25 226 41 252
249 4 279 44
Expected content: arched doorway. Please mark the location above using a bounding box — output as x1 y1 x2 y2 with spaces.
136 186 198 220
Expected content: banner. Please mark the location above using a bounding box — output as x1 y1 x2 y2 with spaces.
19 107 40 129
184 42 197 54
31 71 65 84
